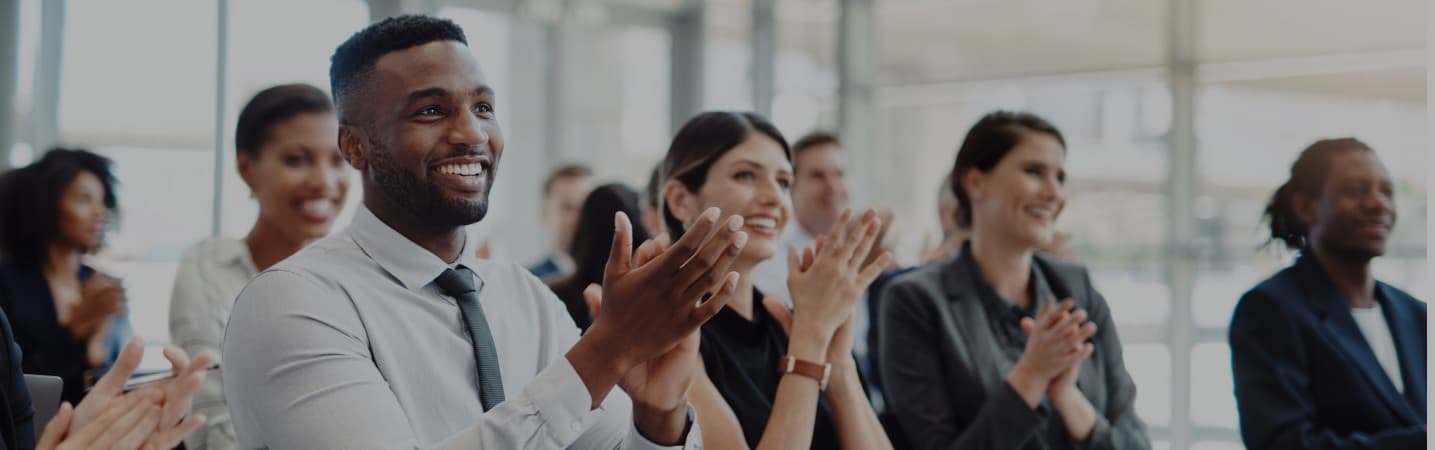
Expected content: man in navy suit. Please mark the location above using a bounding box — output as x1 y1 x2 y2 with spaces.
1230 138 1425 449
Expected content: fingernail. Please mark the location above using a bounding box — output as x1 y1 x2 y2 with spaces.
614 212 621 227
729 272 740 289
733 231 749 249
728 216 743 231
704 208 720 222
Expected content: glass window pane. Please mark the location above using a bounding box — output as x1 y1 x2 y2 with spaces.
617 27 672 160
92 146 215 343
704 1 752 111
877 0 1164 84
773 0 837 135
59 0 216 147
1124 343 1170 426
549 21 670 185
219 0 367 237
1197 0 1423 62
1193 255 1287 328
1191 342 1239 429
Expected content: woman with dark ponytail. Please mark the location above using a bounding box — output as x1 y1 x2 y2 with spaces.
1230 138 1426 449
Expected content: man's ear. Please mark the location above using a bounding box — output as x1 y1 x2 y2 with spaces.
236 151 258 192
339 125 369 172
1292 191 1318 230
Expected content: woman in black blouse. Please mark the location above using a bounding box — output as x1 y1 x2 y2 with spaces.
0 149 133 405
655 111 893 450
879 111 1149 450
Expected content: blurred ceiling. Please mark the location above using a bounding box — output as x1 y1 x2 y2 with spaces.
568 0 1427 102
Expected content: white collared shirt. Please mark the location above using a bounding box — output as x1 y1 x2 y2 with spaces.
222 206 699 449
169 237 260 450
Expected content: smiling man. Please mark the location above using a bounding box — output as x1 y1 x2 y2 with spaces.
222 16 747 449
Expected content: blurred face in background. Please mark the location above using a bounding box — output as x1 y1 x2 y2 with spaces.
791 144 848 235
668 132 792 268
962 132 1066 251
56 171 109 252
240 112 351 243
544 175 593 255
1302 149 1395 261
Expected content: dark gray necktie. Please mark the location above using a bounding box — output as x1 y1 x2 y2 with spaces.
434 267 505 410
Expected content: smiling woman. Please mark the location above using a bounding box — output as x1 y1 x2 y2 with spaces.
659 111 895 450
880 110 1150 450
168 83 348 450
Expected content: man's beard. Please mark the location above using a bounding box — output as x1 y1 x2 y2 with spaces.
368 137 492 227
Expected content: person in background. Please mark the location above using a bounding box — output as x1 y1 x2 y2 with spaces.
881 111 1148 450
168 83 350 450
548 183 650 331
1229 138 1425 449
0 149 133 406
747 131 891 401
651 111 893 449
223 15 738 448
751 132 849 303
640 165 665 235
527 164 593 283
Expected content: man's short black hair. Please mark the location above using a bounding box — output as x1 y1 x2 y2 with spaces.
329 15 468 114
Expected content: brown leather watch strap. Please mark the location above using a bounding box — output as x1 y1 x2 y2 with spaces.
777 355 832 390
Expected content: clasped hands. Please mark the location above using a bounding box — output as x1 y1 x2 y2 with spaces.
1007 299 1099 409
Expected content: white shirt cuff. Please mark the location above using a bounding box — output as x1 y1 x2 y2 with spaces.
627 405 702 450
521 358 605 446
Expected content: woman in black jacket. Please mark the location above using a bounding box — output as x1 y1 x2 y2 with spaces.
880 111 1148 450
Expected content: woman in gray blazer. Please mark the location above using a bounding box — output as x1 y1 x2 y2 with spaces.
879 111 1149 450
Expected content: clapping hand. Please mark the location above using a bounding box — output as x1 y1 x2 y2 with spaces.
68 275 125 341
40 338 212 450
784 209 892 341
1008 300 1097 407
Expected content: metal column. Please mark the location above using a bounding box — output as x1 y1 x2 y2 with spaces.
0 0 19 169
751 0 775 117
668 0 704 134
1166 0 1199 447
28 0 64 154
209 0 229 236
836 0 876 206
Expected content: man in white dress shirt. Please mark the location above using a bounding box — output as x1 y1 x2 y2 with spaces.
223 15 748 449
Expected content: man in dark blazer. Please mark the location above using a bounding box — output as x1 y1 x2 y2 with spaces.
1230 253 1426 449
1230 139 1426 449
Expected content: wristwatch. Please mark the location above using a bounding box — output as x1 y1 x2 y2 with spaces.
777 355 831 391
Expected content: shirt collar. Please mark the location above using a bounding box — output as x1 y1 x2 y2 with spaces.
349 205 481 292
216 238 259 276
960 241 1051 320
